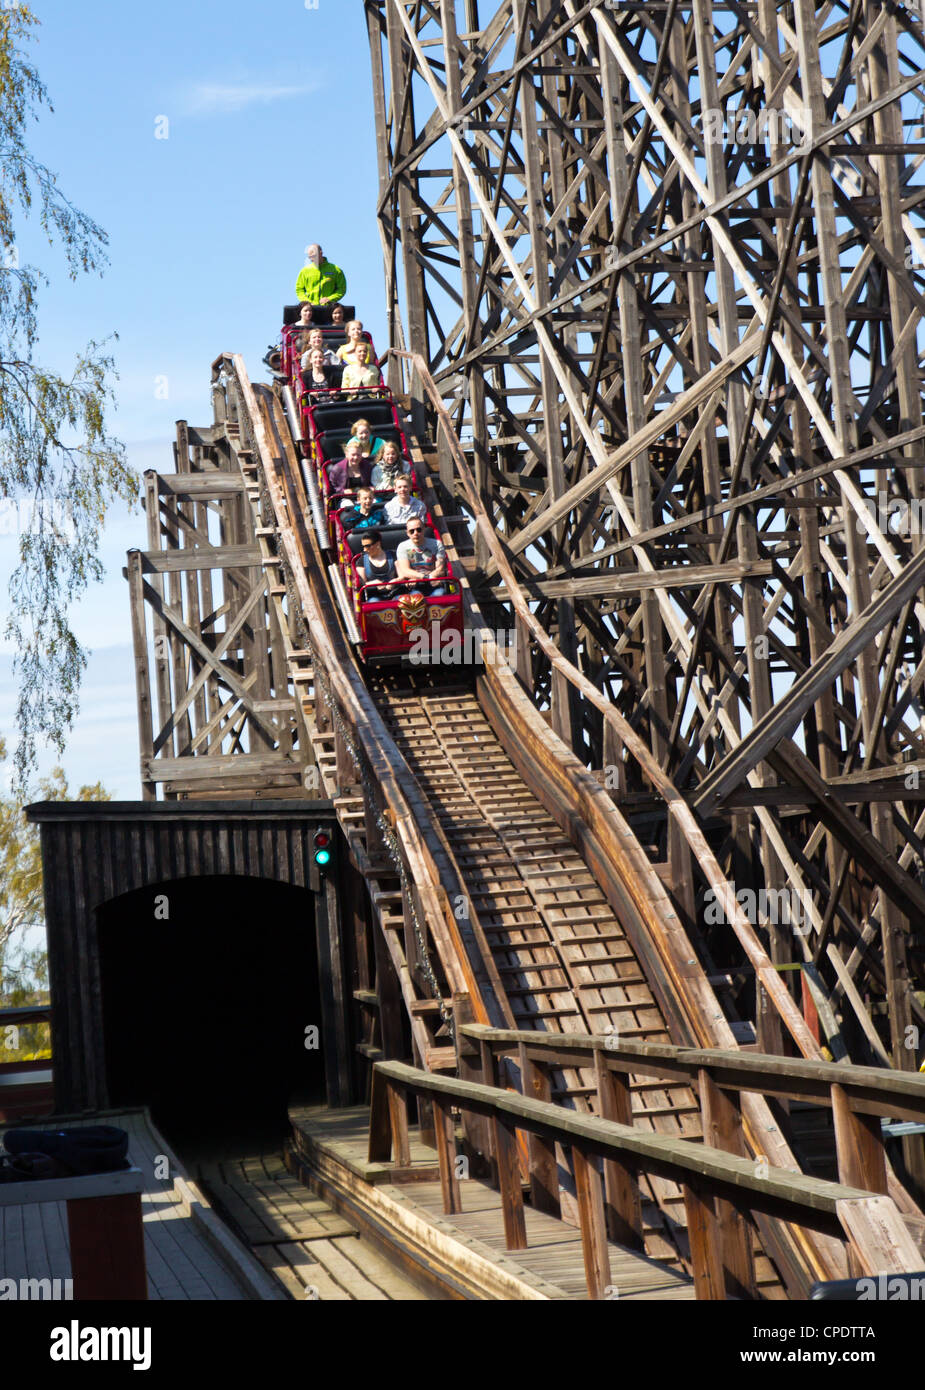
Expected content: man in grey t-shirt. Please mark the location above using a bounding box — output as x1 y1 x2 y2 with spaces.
384 475 427 525
395 518 447 596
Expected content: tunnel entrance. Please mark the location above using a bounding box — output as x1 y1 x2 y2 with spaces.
97 875 324 1152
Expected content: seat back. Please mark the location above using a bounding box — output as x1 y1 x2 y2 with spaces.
347 525 408 558
283 303 356 325
310 398 395 435
319 424 402 452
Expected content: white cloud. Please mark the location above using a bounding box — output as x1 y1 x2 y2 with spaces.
183 81 317 115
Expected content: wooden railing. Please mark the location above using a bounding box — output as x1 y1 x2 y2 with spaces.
462 1023 925 1151
369 1055 924 1300
0 1004 51 1028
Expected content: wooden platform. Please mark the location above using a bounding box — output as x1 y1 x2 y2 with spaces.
290 1105 697 1301
0 1109 281 1300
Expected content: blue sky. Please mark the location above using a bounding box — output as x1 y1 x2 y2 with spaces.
0 0 385 798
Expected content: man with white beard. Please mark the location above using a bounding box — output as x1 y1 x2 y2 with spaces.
296 243 347 306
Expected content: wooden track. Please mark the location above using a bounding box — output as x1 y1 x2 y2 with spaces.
181 354 925 1297
369 679 782 1292
237 372 788 1288
193 1150 427 1300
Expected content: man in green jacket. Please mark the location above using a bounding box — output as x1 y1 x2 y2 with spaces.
296 244 347 305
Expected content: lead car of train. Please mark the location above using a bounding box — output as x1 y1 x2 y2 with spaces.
274 304 465 665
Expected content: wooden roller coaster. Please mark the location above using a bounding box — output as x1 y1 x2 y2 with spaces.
124 2 925 1298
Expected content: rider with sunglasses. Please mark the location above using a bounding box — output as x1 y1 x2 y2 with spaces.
357 528 397 599
395 518 447 597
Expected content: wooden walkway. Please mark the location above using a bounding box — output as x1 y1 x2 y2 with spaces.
0 1109 280 1300
291 1106 696 1300
192 1149 428 1300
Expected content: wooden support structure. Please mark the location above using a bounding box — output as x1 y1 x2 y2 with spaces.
365 0 925 1109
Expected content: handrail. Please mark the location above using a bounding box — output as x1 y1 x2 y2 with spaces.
462 1025 925 1123
0 1005 51 1027
369 1059 923 1299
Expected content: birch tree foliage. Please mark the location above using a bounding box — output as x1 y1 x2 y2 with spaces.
0 734 109 975
0 5 137 784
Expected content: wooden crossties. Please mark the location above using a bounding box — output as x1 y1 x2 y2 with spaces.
365 0 925 1158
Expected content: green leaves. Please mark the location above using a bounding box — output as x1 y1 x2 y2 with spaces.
0 738 109 1033
0 7 136 783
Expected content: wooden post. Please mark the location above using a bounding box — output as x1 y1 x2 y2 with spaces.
801 968 822 1045
412 1037 436 1150
519 1044 560 1216
387 1079 411 1167
368 1067 392 1162
334 721 353 791
479 1037 498 1181
831 1082 889 1196
697 1068 757 1299
573 1145 613 1301
454 999 492 1170
66 1194 147 1301
594 1051 644 1249
433 1095 462 1215
682 1180 725 1300
493 1114 528 1251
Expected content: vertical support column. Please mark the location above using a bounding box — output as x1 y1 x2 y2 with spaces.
493 1113 528 1251
512 0 581 754
518 1044 560 1216
440 0 491 568
315 868 353 1107
831 1083 889 1196
698 1069 757 1299
682 1180 725 1300
433 1095 462 1215
127 550 157 802
387 1078 411 1167
573 1145 613 1301
594 1051 644 1250
454 997 492 1170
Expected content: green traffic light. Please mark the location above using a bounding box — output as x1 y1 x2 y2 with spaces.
315 848 331 867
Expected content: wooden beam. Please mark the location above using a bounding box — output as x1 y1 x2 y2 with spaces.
493 1113 528 1251
594 1051 644 1250
573 1145 613 1300
694 542 925 817
487 559 776 601
518 1043 560 1217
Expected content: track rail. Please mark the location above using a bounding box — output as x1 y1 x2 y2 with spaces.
209 352 922 1295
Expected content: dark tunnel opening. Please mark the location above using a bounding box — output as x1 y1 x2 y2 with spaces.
97 875 325 1156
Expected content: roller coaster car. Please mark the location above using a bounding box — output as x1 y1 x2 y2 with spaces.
280 310 465 665
338 519 464 664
